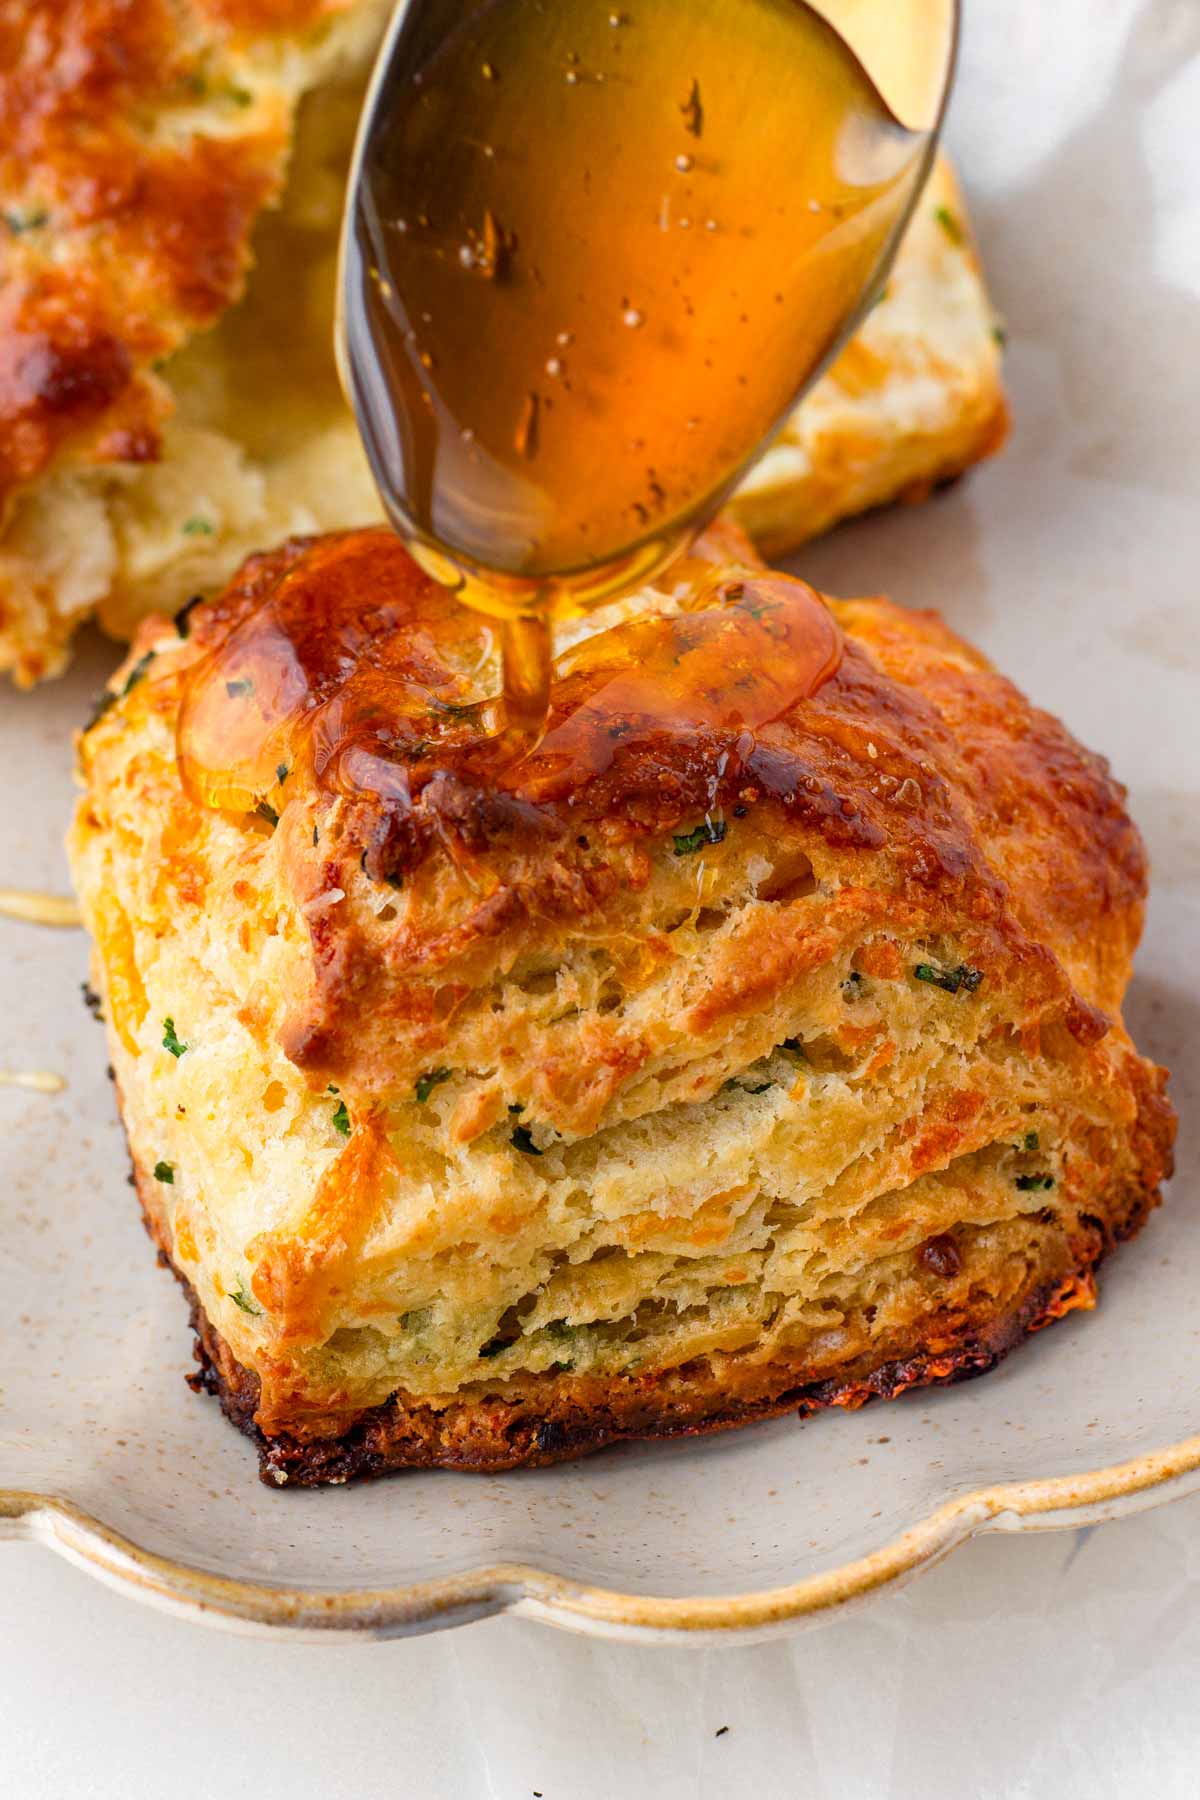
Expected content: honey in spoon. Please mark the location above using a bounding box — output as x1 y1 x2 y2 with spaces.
337 0 940 748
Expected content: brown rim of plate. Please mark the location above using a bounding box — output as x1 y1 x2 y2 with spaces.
4 1437 1200 1642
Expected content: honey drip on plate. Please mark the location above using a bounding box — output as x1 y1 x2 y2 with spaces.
339 0 937 746
176 532 842 820
0 1069 66 1093
0 889 82 928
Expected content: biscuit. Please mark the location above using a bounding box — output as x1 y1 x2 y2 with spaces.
69 525 1174 1483
0 0 391 684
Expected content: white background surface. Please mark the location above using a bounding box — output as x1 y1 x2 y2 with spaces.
4 0 1199 1791
6 1500 1200 1798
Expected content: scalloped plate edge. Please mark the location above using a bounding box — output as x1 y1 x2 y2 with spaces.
4 1432 1200 1644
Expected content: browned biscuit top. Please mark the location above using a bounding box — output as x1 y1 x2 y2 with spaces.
86 522 1147 1149
0 0 358 504
175 527 1142 915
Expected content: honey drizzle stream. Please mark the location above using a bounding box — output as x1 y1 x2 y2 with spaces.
495 615 553 762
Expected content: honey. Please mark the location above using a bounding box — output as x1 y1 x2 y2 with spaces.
0 1069 66 1094
176 529 844 821
337 0 936 747
0 889 82 928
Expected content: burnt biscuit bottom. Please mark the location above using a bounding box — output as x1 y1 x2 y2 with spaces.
129 1155 1164 1488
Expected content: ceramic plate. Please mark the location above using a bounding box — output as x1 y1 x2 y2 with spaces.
2 0 1197 1642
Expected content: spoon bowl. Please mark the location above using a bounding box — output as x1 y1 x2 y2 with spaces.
336 0 959 618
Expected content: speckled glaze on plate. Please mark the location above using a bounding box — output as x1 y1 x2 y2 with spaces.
2 0 1197 1642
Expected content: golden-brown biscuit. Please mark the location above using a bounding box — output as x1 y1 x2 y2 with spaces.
0 0 391 684
0 0 1003 684
68 525 1174 1484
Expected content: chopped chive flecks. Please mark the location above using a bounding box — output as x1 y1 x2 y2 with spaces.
934 204 965 246
153 1160 175 1184
4 207 49 234
414 1067 453 1105
1015 1173 1055 1192
181 515 214 536
122 651 155 696
255 800 279 829
511 1123 543 1156
162 1017 188 1058
228 1278 261 1316
913 962 983 996
173 594 204 638
673 819 726 857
